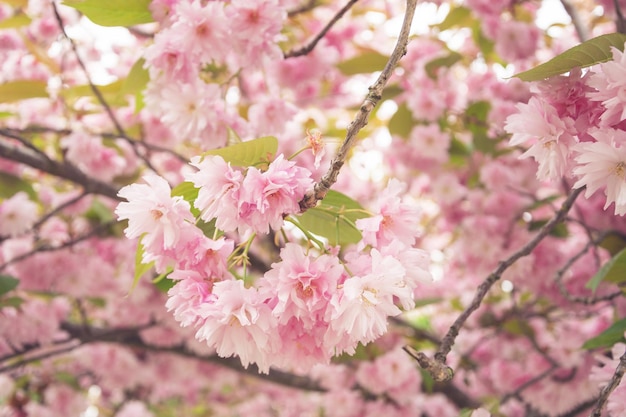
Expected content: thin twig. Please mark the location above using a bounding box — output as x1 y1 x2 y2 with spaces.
298 0 418 211
409 188 584 382
51 2 160 173
287 0 318 17
590 348 626 417
0 341 83 373
0 138 120 200
0 221 115 273
284 0 359 58
32 191 89 231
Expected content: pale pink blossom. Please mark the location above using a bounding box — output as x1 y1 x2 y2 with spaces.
260 243 344 324
329 250 409 347
573 128 626 215
195 279 275 372
61 132 126 182
588 46 626 127
115 175 194 249
505 96 578 180
356 179 421 248
0 192 38 237
186 155 244 233
166 270 214 327
239 154 313 234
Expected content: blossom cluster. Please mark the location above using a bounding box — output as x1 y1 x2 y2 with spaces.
116 154 431 372
505 45 626 215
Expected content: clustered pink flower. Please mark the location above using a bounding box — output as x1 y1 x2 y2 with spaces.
116 152 431 372
505 43 626 215
187 154 313 235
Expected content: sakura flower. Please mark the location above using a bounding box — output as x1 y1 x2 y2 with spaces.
239 154 313 234
166 270 214 328
195 279 275 372
505 96 577 181
61 132 126 182
260 243 344 324
115 174 194 249
185 155 244 233
573 128 626 215
329 250 409 347
0 192 38 237
588 45 626 127
356 179 421 248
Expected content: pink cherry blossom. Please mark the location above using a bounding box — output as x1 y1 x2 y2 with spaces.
239 154 313 234
505 96 578 180
166 269 215 328
0 191 38 237
185 155 244 232
195 279 275 372
116 174 195 249
573 128 626 215
588 45 626 127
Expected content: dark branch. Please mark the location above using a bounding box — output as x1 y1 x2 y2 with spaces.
590 348 626 417
0 137 120 200
298 0 418 211
284 0 359 58
409 187 584 382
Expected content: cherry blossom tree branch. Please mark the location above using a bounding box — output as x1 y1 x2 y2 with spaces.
0 220 115 273
284 0 359 58
0 137 120 200
299 0 417 211
52 2 160 173
411 187 584 382
3 126 188 163
559 0 589 42
614 0 626 34
590 348 626 417
287 0 318 17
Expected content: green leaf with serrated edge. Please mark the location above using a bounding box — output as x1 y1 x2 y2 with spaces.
202 136 278 167
586 247 626 292
0 80 48 103
0 172 37 200
0 275 19 297
336 50 389 75
514 33 626 81
388 103 414 138
131 238 154 294
583 317 626 349
62 0 154 27
435 6 473 31
424 52 462 78
294 190 369 246
0 13 31 29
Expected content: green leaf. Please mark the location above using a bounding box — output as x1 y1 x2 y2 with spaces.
583 317 626 349
435 6 473 31
388 103 415 138
0 296 24 308
424 52 462 78
154 276 176 293
202 136 278 167
514 33 626 81
528 219 569 238
85 199 115 223
586 247 626 292
0 275 19 297
599 233 626 257
294 190 369 246
62 0 154 27
0 0 29 7
0 80 48 103
337 50 389 75
131 238 154 294
121 58 149 112
0 171 37 200
0 13 31 29
60 80 126 107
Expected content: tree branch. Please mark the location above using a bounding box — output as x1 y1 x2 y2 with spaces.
409 187 584 382
559 0 589 42
590 348 626 417
284 0 359 58
298 0 418 211
0 137 120 200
